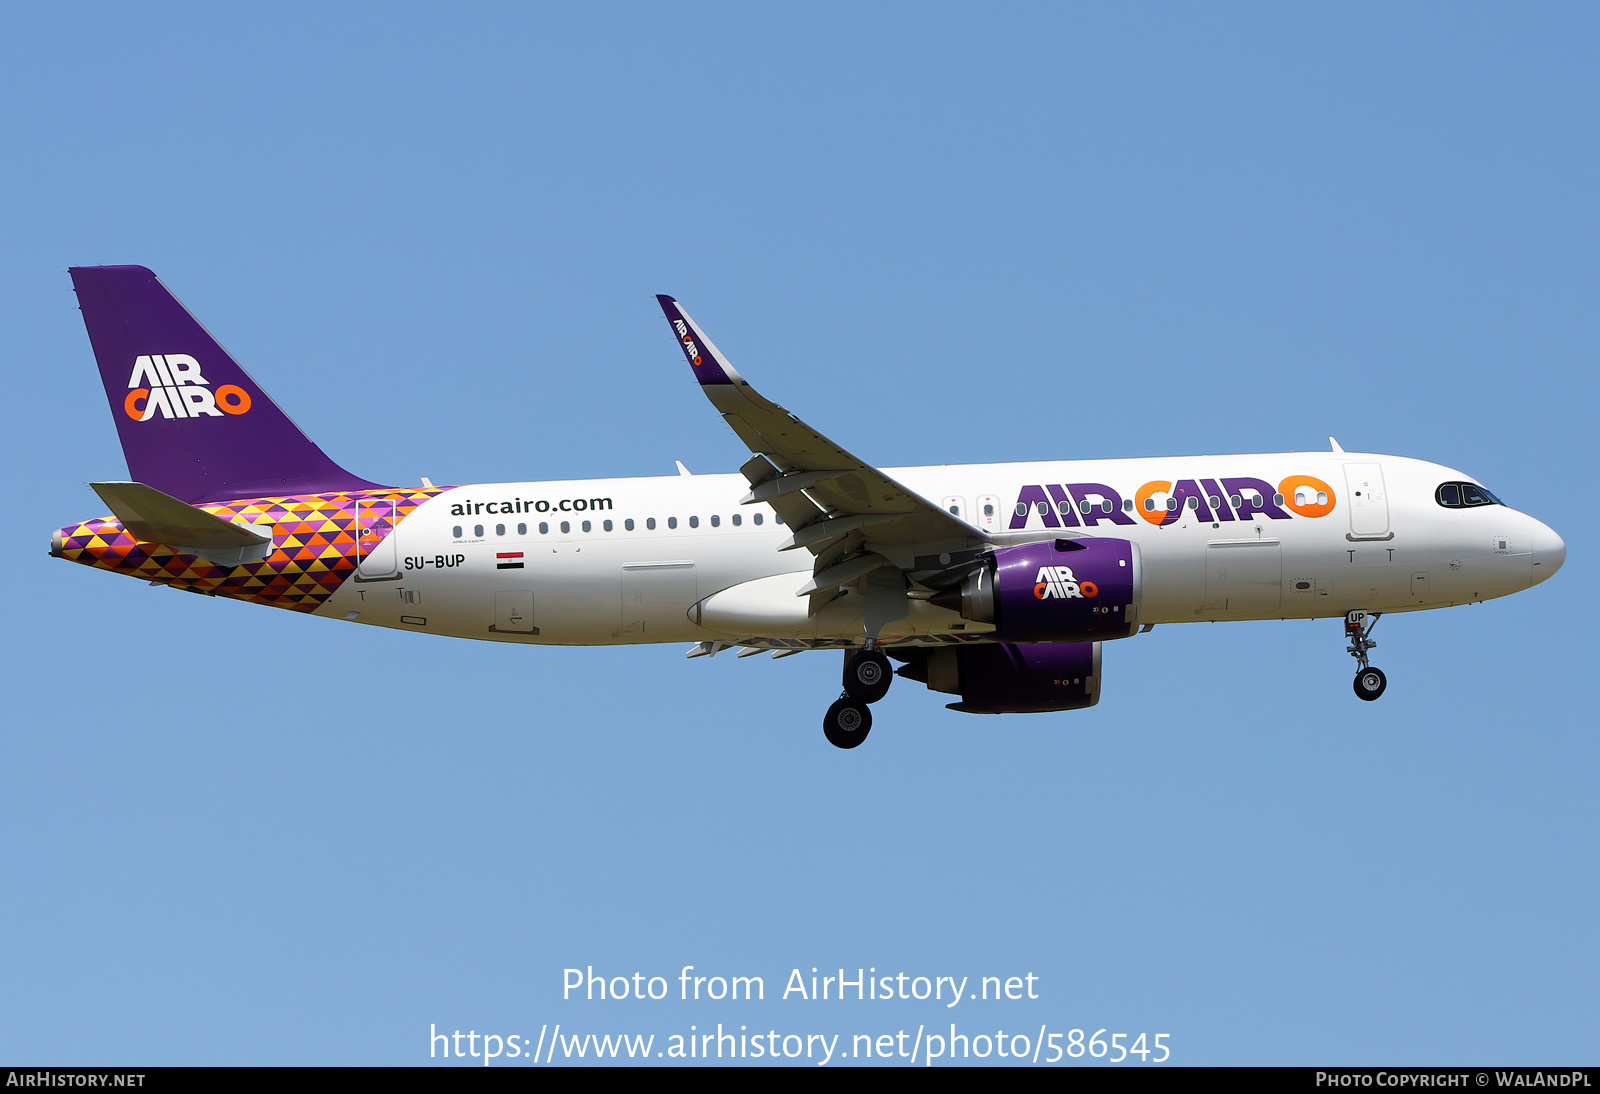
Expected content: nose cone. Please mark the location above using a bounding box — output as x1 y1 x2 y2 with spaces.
1529 518 1565 585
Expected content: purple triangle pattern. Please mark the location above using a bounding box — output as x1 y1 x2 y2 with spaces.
54 487 445 612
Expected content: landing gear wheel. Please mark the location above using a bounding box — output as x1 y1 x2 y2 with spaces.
823 696 873 749
843 649 893 703
1344 611 1386 702
1353 666 1387 701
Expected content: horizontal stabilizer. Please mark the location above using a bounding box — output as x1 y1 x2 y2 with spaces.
91 481 274 565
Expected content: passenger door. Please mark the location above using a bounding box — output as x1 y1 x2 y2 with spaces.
356 499 401 581
1343 462 1391 539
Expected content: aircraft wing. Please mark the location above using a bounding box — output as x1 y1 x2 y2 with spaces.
656 296 987 603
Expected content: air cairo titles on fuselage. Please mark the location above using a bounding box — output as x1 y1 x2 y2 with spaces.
1008 475 1336 529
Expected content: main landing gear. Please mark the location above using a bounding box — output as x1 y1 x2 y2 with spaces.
1345 610 1387 701
823 644 893 749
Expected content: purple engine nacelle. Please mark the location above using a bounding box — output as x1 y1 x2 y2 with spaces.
897 641 1101 714
930 538 1142 643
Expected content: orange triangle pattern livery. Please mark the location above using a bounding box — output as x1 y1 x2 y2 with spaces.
55 488 443 611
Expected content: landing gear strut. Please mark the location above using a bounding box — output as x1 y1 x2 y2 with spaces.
1345 610 1387 701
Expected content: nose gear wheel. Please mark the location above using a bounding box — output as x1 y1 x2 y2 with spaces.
1344 610 1387 702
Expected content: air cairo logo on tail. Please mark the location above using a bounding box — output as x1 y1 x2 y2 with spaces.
123 354 252 422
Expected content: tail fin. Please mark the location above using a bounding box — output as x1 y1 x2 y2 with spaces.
69 265 381 503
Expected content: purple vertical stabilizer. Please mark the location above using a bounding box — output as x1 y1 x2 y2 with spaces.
70 265 383 503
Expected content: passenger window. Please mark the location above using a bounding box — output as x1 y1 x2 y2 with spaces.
625 518 635 531
753 513 763 525
517 523 527 535
1102 501 1112 514
710 515 720 527
689 516 699 528
775 514 784 525
1036 501 1050 517
1123 499 1133 512
582 520 592 532
452 525 462 538
560 521 570 533
603 519 613 531
1015 503 1028 517
1273 493 1284 506
648 518 657 530
539 522 549 534
982 504 994 517
732 514 741 526
668 517 678 529
1208 496 1221 509
1058 501 1073 515
496 523 506 536
474 524 484 537
1185 496 1198 509
1229 494 1242 509
1143 498 1156 512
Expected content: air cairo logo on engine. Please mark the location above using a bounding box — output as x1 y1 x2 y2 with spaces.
123 354 252 422
1034 566 1098 600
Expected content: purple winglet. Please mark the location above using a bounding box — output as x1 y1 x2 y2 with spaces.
656 295 737 386
70 266 383 503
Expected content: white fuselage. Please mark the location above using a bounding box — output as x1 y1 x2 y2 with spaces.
317 451 1564 647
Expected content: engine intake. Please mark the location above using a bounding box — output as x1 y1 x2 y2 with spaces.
930 538 1141 643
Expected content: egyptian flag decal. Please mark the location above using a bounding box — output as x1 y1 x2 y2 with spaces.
496 552 525 570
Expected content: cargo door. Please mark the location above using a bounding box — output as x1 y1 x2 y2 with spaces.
621 562 698 636
492 591 538 634
1205 539 1283 614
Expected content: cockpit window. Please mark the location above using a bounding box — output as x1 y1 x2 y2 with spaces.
1436 481 1502 508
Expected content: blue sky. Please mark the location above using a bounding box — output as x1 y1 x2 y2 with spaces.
2 2 1595 1066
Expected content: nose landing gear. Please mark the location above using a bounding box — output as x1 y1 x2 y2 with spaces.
824 643 893 748
1345 610 1386 701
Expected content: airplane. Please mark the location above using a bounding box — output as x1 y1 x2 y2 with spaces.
52 265 1566 748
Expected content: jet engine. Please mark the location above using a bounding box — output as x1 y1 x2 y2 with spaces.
895 642 1100 714
928 538 1142 643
